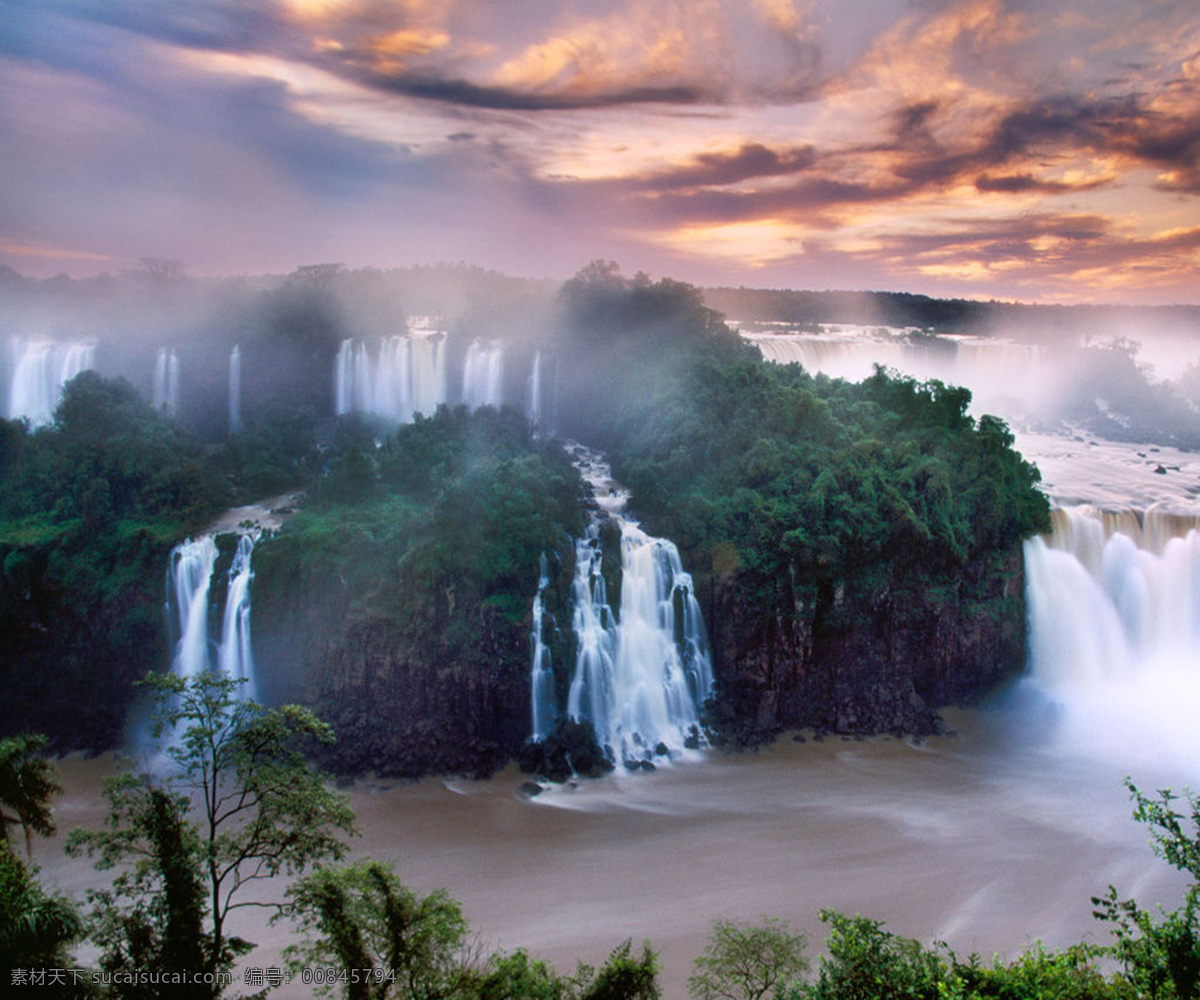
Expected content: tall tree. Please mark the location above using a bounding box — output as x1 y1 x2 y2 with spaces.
69 673 357 996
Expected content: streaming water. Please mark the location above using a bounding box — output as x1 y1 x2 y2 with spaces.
542 445 713 762
6 337 95 425
334 321 448 422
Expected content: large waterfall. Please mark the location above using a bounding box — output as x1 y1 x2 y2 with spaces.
167 533 258 699
7 337 96 425
334 321 448 422
1024 505 1200 771
533 446 714 763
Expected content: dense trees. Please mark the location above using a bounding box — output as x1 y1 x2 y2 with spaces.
0 375 231 748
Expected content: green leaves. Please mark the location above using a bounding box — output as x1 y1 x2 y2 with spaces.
1092 780 1200 1000
689 917 808 1000
67 673 356 997
0 733 61 857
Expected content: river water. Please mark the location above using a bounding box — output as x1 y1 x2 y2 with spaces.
36 697 1193 999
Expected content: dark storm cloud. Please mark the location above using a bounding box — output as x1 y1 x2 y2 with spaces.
974 173 1109 194
340 72 713 111
631 144 819 191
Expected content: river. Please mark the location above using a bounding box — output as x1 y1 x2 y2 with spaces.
35 695 1193 999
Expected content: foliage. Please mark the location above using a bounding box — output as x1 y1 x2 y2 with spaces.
689 916 809 1000
944 943 1132 999
285 860 472 1000
796 911 947 1000
554 267 1050 663
0 848 83 984
0 738 80 985
571 939 661 1000
0 374 230 748
286 863 660 1000
1093 780 1200 999
67 673 356 996
0 734 61 858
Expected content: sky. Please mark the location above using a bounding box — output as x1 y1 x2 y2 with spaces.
0 0 1198 304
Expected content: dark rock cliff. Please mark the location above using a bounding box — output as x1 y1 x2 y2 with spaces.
253 534 1027 774
251 540 576 779
700 546 1027 742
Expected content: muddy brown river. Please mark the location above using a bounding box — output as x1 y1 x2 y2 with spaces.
34 701 1192 999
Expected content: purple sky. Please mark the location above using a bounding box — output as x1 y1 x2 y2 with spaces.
1 0 1198 303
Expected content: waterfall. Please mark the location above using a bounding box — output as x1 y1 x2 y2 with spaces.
217 534 257 701
7 337 96 425
168 537 219 681
530 554 557 741
153 347 179 416
167 533 258 698
527 351 556 434
228 345 241 434
334 326 447 422
534 445 714 762
462 339 504 409
1024 505 1200 771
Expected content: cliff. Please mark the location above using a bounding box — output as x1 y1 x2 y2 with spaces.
700 546 1027 742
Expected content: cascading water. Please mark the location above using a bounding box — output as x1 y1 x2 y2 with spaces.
334 324 447 422
462 339 504 409
167 532 258 698
153 347 179 416
7 337 95 425
530 554 557 742
168 536 219 681
1024 505 1200 772
533 446 714 763
228 345 241 434
527 350 556 435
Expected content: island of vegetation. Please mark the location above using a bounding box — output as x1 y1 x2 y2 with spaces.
0 262 1050 773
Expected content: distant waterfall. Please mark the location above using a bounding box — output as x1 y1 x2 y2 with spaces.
334 325 447 422
527 351 556 434
167 533 258 698
6 337 95 425
462 340 504 409
533 446 714 762
1024 505 1200 770
228 345 241 434
153 347 179 416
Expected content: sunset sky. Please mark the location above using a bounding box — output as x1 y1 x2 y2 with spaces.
1 0 1198 303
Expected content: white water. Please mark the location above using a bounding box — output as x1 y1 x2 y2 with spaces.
335 326 448 422
217 534 258 701
6 337 96 425
530 554 557 741
741 324 1059 422
541 446 713 761
168 536 219 680
229 345 241 434
152 347 179 416
527 350 558 435
1024 506 1200 774
462 339 504 409
167 533 258 697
